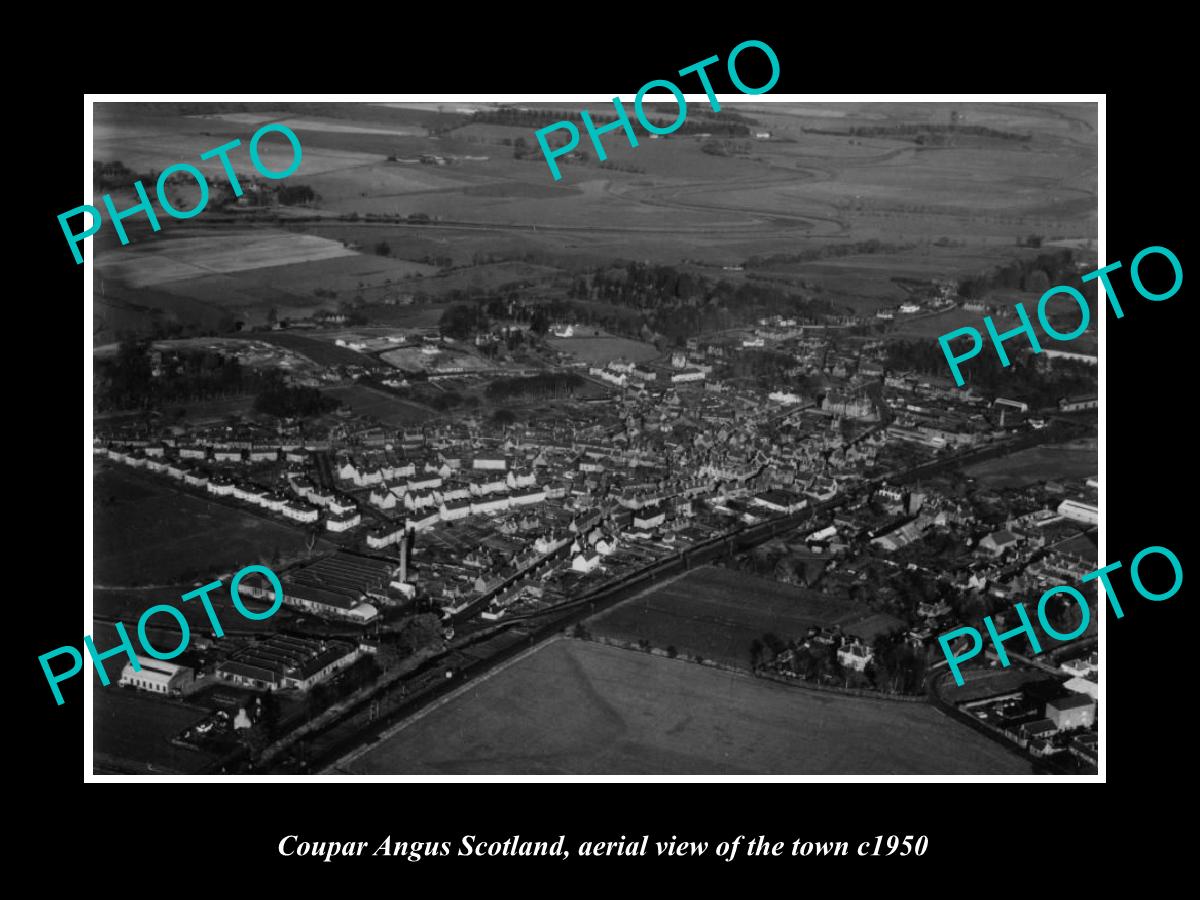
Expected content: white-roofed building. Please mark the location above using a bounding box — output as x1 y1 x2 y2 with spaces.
119 656 195 696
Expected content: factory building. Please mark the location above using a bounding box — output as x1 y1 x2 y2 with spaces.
119 656 195 696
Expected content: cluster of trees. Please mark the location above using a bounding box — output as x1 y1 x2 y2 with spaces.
576 262 708 308
337 305 370 326
97 340 251 411
477 328 530 359
431 262 843 351
721 348 802 383
308 656 383 715
885 338 1096 407
253 372 339 418
846 124 1032 143
435 296 553 343
957 249 1077 299
700 139 751 157
565 261 837 343
751 633 843 682
387 380 481 413
732 544 826 586
390 613 444 655
439 303 491 340
751 630 927 695
275 184 316 206
597 160 645 174
485 372 583 402
93 160 142 190
745 238 911 269
1040 588 1088 638
470 106 753 137
867 633 928 694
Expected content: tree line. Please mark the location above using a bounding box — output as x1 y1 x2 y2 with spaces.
468 107 754 138
253 371 339 418
485 372 584 402
884 338 1096 407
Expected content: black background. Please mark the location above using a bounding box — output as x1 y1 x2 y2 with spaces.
23 21 1189 884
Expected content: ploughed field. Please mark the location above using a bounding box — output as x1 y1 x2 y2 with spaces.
94 101 1096 340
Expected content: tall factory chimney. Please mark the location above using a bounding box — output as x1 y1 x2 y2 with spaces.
399 521 413 584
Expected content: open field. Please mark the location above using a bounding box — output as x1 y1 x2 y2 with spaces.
963 441 1096 488
344 639 1031 774
93 226 440 339
94 686 218 774
192 112 427 138
93 392 255 425
322 383 433 425
94 101 1095 293
380 344 488 371
93 462 326 586
547 335 659 365
589 566 876 669
229 331 375 366
99 229 438 315
95 231 359 288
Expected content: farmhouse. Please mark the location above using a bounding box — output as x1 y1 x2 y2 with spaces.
836 640 874 672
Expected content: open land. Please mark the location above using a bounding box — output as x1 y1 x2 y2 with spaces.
93 462 327 587
344 639 1031 775
546 334 660 365
93 101 1097 341
963 440 1097 488
590 565 879 668
93 686 218 774
322 383 433 424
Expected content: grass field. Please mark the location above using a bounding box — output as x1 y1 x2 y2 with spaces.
963 442 1097 488
322 383 433 424
547 335 659 365
230 331 375 366
379 345 488 372
343 640 1030 774
589 566 875 669
93 462 324 586
93 686 217 774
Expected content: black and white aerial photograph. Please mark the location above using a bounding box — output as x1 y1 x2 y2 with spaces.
87 98 1099 776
